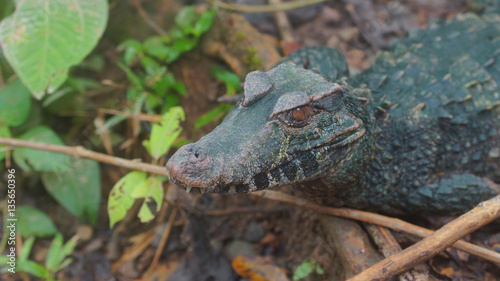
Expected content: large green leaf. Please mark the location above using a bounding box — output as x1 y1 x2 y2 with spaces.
142 106 185 160
107 171 147 228
16 206 58 238
131 176 164 223
0 0 108 99
0 79 31 126
13 126 71 172
41 158 101 225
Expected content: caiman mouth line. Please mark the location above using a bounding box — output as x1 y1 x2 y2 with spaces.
173 127 366 195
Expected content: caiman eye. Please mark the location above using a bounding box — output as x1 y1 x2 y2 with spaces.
291 106 311 121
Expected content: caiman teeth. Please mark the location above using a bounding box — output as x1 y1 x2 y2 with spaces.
186 186 192 193
200 189 206 195
230 185 236 194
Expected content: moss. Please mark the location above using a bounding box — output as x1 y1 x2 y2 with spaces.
245 47 263 71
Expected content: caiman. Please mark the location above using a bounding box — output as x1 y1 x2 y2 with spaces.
167 13 500 215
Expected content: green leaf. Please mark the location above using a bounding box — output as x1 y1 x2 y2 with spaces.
315 264 324 275
0 125 11 162
141 56 162 75
210 66 242 96
108 171 147 228
293 260 315 281
143 106 184 160
44 233 76 272
13 126 71 172
0 0 108 99
119 39 143 65
41 158 101 225
143 36 170 60
175 6 196 34
195 103 233 129
0 78 31 126
17 260 48 279
16 206 58 238
45 233 63 270
131 176 164 223
19 236 36 263
118 62 143 89
193 8 216 37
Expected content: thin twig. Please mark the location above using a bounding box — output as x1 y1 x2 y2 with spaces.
268 0 295 43
252 190 500 264
0 137 169 177
146 207 178 276
131 0 168 36
99 108 162 123
206 0 327 13
204 205 288 216
349 195 500 280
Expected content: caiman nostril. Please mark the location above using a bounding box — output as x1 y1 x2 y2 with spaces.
186 147 206 162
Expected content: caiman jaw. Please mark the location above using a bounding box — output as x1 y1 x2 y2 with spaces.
167 124 367 195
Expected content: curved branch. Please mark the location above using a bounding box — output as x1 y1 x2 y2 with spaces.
0 137 169 176
206 0 327 13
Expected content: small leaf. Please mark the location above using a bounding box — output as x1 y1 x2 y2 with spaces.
0 125 11 162
293 260 315 281
13 126 72 172
131 176 164 223
45 233 63 270
41 158 101 225
16 206 58 238
143 36 170 60
0 0 108 98
211 66 242 96
0 79 31 126
193 8 216 37
143 106 185 160
19 236 36 263
195 103 233 129
119 39 143 65
17 260 48 279
108 171 147 228
315 264 324 275
175 6 196 34
45 233 77 272
118 62 143 89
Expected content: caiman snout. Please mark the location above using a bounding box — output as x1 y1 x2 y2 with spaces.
166 144 221 190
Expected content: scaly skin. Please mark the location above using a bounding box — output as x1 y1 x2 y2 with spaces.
167 13 500 215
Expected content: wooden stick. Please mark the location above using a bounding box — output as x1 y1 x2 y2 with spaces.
131 0 168 36
0 137 169 176
206 0 327 13
349 195 500 280
252 190 500 264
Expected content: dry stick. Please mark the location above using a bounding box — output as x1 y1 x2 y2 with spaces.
349 195 500 281
206 0 328 13
268 0 295 43
252 190 500 264
2 136 499 264
0 137 169 177
146 207 178 276
131 0 168 36
99 108 162 123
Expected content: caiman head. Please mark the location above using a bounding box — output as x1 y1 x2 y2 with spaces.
167 63 374 194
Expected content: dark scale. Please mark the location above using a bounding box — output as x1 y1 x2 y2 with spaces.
167 13 500 215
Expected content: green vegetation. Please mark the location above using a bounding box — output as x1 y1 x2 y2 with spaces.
0 1 223 278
